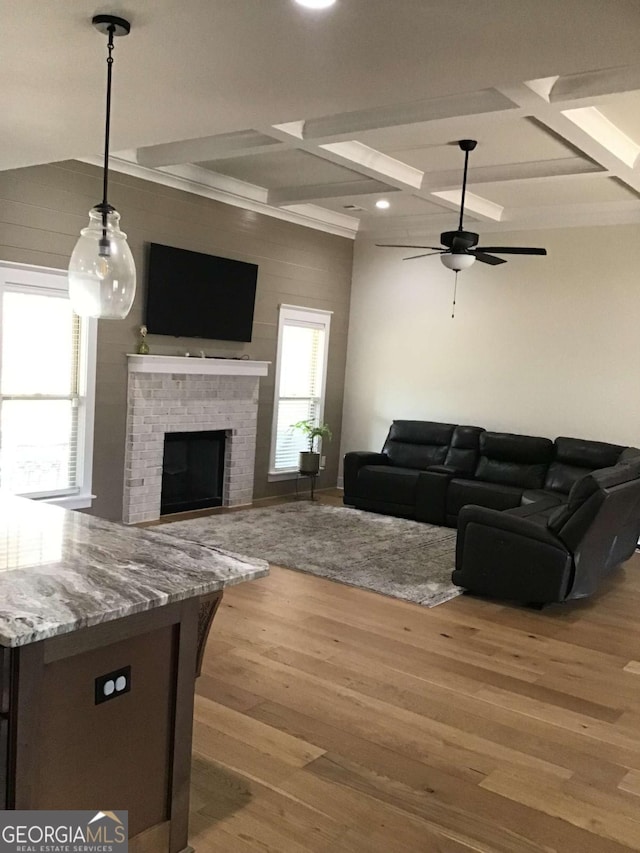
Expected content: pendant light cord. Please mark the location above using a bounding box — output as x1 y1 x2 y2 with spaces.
102 24 115 210
96 23 116 256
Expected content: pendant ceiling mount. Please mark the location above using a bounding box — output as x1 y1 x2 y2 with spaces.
92 14 131 38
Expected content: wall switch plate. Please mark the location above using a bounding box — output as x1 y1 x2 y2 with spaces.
321 456 326 467
95 665 131 705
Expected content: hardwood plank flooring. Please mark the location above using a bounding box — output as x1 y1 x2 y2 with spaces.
180 492 640 851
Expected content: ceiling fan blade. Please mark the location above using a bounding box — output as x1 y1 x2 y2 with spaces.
403 252 443 260
476 246 547 255
473 251 507 266
376 244 443 250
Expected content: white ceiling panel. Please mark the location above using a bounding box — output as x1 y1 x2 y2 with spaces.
367 117 581 173
198 149 366 189
598 91 640 146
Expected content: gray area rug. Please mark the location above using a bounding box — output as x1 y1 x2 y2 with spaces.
160 503 462 607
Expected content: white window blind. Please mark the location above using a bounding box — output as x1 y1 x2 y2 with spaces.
0 262 97 506
270 305 331 475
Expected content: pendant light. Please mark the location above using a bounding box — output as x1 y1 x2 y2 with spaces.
69 14 136 320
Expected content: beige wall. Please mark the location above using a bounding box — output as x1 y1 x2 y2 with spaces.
341 225 640 464
0 160 353 519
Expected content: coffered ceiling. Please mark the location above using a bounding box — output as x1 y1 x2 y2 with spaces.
4 0 640 240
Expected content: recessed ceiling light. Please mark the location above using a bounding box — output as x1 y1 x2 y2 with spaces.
375 199 390 210
294 0 336 8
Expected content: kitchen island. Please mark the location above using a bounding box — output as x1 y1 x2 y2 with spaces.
0 494 268 852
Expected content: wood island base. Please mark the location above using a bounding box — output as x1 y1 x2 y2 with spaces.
2 592 223 853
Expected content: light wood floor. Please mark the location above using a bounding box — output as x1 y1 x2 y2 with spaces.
183 491 640 852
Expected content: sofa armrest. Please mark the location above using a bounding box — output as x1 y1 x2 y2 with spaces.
343 451 388 502
415 468 454 524
457 505 567 549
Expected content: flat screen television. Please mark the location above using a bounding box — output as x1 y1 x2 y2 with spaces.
144 243 258 342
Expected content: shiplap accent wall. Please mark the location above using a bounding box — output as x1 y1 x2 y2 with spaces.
0 160 354 520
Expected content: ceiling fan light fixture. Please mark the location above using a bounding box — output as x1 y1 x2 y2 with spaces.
376 140 547 273
441 253 476 272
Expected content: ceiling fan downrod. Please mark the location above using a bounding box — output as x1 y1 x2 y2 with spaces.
457 139 477 232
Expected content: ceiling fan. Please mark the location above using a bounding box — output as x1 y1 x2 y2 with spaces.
376 139 547 271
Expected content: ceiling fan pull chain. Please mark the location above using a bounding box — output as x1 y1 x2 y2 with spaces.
451 271 459 319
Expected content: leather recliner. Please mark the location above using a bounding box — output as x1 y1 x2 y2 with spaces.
452 459 640 603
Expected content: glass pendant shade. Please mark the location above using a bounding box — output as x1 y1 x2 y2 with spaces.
440 252 476 272
69 207 136 319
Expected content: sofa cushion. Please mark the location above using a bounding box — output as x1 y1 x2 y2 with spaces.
475 432 553 489
620 447 640 464
544 462 593 495
382 420 455 470
444 425 484 475
554 437 624 468
521 489 564 507
544 437 625 494
447 478 523 517
357 465 421 506
507 496 565 526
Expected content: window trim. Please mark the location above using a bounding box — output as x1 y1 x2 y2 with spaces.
0 261 97 509
268 303 332 480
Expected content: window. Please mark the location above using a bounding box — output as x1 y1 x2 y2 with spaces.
0 262 97 508
269 304 332 477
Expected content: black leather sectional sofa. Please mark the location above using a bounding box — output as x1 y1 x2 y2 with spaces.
344 421 640 604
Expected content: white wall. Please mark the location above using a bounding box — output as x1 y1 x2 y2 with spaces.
340 224 640 463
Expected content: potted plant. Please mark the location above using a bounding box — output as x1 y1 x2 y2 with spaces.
292 419 332 475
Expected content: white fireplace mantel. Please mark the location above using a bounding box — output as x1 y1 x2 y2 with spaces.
127 354 270 377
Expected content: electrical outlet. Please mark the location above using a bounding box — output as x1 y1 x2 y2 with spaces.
95 665 131 705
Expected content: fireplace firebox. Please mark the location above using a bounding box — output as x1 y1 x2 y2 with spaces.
161 430 226 515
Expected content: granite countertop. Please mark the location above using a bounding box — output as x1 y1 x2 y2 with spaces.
0 494 269 647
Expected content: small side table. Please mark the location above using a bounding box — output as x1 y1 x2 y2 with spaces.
296 471 318 501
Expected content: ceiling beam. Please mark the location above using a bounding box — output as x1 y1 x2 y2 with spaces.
549 64 640 103
499 82 640 194
263 123 429 195
269 179 396 206
425 157 604 191
136 129 288 168
300 89 519 139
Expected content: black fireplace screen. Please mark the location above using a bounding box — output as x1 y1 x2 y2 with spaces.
161 430 226 515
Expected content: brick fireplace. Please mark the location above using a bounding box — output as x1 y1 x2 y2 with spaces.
123 355 270 524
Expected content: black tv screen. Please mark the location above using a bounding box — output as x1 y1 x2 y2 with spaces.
145 243 258 342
